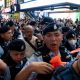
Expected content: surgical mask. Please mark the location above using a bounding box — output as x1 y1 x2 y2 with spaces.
68 40 77 45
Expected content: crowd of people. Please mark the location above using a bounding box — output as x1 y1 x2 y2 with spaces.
0 17 80 80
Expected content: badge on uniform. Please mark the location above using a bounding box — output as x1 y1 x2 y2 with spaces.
54 25 57 30
21 45 24 51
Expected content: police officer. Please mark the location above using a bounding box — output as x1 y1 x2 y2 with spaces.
3 39 26 80
15 22 72 80
6 20 22 40
0 25 12 58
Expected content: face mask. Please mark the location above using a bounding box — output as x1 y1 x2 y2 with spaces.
68 40 77 45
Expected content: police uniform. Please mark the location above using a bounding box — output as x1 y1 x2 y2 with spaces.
22 23 72 80
3 39 27 80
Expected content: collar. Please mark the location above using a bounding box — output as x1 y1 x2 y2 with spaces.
49 51 61 58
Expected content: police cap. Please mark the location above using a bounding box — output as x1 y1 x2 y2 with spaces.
62 27 70 34
66 30 76 39
42 23 61 35
8 39 26 52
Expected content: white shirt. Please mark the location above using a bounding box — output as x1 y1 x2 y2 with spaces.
24 35 38 58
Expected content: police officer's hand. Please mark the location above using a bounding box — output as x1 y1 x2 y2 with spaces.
0 59 7 73
31 62 54 74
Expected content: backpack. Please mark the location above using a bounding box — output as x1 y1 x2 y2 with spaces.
51 60 80 80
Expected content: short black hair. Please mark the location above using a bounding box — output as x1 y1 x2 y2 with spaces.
62 27 70 34
6 20 14 27
0 25 10 34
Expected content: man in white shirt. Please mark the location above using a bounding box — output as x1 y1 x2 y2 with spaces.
23 25 38 58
